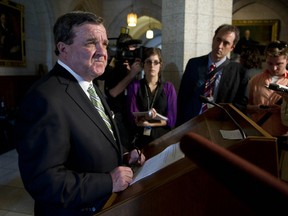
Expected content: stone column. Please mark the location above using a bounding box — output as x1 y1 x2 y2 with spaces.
161 0 233 91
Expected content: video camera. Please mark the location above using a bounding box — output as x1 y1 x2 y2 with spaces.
115 38 144 64
108 27 145 65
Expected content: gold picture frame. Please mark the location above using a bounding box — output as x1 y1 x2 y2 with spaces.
233 19 279 43
232 19 280 55
0 0 25 67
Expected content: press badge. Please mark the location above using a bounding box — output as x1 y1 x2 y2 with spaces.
143 126 151 136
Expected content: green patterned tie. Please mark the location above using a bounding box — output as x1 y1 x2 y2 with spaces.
87 84 115 139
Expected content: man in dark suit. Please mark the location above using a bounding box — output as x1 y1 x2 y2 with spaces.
177 24 248 126
14 11 145 216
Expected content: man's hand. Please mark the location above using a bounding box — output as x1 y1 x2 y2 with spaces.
124 58 142 78
128 148 145 166
110 166 133 192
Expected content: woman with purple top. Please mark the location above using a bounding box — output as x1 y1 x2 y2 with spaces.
127 47 177 148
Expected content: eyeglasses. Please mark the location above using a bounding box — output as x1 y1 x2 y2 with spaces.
144 60 161 66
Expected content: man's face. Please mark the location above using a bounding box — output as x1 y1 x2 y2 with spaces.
266 55 288 76
211 29 236 62
58 23 108 81
244 30 250 39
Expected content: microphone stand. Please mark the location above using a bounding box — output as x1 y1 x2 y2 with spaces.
199 95 247 139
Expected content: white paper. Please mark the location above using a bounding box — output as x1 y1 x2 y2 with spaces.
130 142 185 185
220 129 243 140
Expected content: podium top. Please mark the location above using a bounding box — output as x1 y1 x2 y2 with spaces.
96 104 277 216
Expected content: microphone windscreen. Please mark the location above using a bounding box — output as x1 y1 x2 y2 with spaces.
268 83 279 90
268 83 288 93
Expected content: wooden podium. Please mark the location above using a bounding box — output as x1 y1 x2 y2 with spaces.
95 104 279 216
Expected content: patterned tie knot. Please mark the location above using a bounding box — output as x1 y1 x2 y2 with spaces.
209 63 216 73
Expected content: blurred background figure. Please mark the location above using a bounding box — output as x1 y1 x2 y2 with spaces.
240 47 262 81
234 29 259 55
0 13 20 60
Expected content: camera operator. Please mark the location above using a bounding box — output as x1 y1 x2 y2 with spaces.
96 33 142 149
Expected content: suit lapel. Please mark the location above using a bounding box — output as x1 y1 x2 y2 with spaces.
217 60 232 95
55 65 122 153
196 56 209 91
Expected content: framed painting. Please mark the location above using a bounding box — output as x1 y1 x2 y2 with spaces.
232 19 280 55
0 0 25 67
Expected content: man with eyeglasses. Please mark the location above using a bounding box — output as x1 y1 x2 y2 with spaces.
177 24 248 125
247 40 288 137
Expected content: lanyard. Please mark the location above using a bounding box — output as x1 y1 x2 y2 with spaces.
144 83 159 110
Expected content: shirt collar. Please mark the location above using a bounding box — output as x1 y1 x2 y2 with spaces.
208 53 227 68
57 59 92 95
264 69 288 79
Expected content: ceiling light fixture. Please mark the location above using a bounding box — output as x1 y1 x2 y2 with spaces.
146 16 154 39
127 13 137 27
127 2 137 27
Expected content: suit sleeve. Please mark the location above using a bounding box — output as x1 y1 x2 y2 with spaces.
177 58 203 125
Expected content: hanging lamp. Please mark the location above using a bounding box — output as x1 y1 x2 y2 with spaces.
146 29 154 39
146 17 154 39
127 2 137 27
127 13 137 27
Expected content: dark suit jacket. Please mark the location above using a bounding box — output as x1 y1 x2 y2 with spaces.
14 63 123 216
177 55 247 126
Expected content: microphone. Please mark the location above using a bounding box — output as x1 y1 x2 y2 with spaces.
199 95 246 139
267 83 288 93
